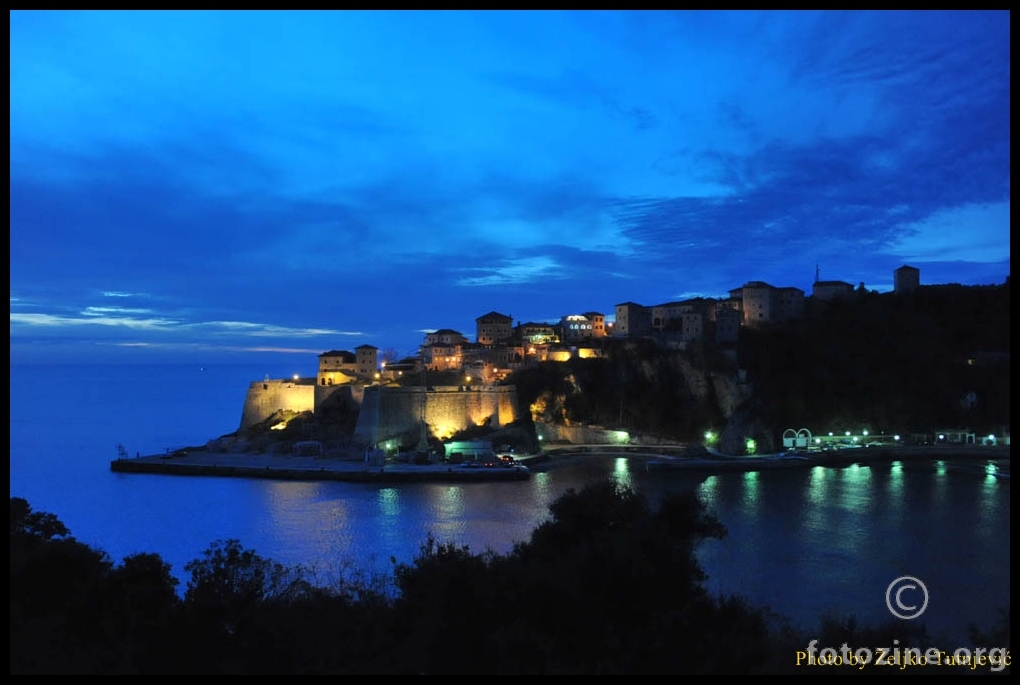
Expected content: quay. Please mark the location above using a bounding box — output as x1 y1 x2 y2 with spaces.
110 443 1008 483
111 450 531 483
531 443 1010 475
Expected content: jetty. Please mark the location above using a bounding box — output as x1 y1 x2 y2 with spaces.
111 449 530 483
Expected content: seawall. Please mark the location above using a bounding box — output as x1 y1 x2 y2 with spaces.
110 453 530 482
352 385 518 448
535 422 633 446
239 380 519 449
239 380 364 430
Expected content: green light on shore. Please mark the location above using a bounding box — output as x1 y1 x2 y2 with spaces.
704 430 717 445
745 438 757 455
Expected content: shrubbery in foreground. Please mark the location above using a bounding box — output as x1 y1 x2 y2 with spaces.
9 490 1010 674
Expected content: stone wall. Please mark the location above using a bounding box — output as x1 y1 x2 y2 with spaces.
352 385 518 449
534 422 632 445
314 383 363 411
240 380 367 430
239 379 316 430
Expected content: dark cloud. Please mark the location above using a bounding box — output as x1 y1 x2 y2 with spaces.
10 10 1009 363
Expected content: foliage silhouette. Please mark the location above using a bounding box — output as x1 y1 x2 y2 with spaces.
9 489 1011 674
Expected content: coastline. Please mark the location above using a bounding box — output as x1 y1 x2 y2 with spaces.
110 444 1009 483
532 444 1010 474
110 450 532 483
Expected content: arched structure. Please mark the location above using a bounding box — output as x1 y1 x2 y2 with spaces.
782 427 812 449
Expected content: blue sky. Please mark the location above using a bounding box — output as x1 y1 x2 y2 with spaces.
10 10 1011 367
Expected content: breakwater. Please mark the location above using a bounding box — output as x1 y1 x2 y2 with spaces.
110 455 530 483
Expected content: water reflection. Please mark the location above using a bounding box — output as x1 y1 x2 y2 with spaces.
193 455 1006 645
697 475 718 507
612 457 633 489
436 486 465 519
742 470 759 511
887 460 904 514
378 488 400 516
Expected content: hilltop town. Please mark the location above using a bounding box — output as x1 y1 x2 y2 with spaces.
224 264 1009 459
310 266 926 390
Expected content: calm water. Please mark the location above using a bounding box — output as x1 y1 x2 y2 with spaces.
10 363 1010 644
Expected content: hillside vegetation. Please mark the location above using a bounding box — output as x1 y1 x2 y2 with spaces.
509 281 1010 451
237 281 1009 455
738 282 1010 439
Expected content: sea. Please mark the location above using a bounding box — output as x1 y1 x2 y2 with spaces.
9 362 1010 646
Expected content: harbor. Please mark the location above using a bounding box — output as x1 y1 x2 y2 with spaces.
110 449 532 483
110 443 1008 483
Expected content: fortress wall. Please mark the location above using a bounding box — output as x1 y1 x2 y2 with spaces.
313 383 364 411
534 422 631 445
351 386 386 448
352 385 519 448
239 380 315 430
359 387 422 447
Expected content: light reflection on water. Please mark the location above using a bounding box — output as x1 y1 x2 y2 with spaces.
11 365 1008 646
234 456 1011 647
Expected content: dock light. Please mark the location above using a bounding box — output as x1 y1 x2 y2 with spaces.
293 374 299 381
845 431 851 436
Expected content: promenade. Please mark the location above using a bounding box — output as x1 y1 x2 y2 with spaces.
111 443 1009 483
523 443 1010 475
110 449 531 483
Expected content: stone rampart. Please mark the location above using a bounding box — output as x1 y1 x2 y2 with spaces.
534 422 632 445
239 379 316 430
352 385 518 448
314 383 363 411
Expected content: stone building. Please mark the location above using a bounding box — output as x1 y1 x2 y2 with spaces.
894 265 920 295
